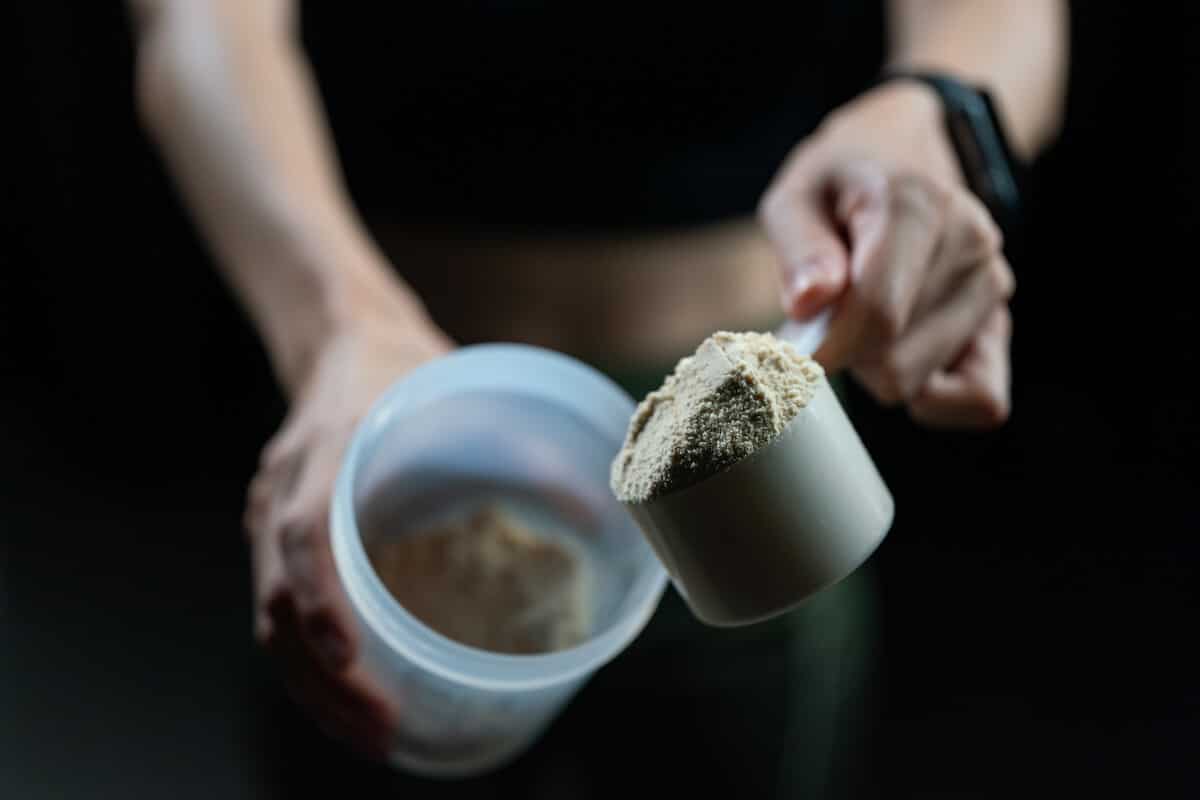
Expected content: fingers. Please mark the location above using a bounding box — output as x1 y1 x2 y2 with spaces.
814 170 945 372
248 436 399 758
247 430 359 674
278 510 356 673
909 307 1013 429
759 165 851 321
911 190 1004 320
247 462 288 642
269 601 397 759
855 256 1014 405
778 163 1013 427
250 513 287 643
240 325 451 759
277 442 357 673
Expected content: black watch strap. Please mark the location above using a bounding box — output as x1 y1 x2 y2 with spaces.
876 70 1024 246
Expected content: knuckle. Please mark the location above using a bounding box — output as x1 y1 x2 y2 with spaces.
880 171 943 217
955 197 1004 257
242 507 261 541
859 363 903 407
877 353 913 404
259 438 286 470
861 292 905 344
960 208 1008 257
973 217 1004 256
254 624 273 649
985 259 1016 300
244 479 272 533
299 600 336 629
968 383 1011 429
259 424 306 472
982 395 1011 428
246 479 269 511
1000 263 1017 299
876 172 904 210
757 186 792 226
878 305 906 343
261 580 291 622
298 594 333 623
906 400 938 428
254 612 284 651
874 383 903 408
279 516 320 553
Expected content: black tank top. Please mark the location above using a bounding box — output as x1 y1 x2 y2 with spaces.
0 3 883 476
301 2 884 229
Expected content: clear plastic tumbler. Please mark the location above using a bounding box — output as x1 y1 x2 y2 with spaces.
330 344 668 777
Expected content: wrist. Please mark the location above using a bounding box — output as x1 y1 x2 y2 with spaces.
873 70 1026 241
864 80 943 130
256 243 442 396
826 81 962 188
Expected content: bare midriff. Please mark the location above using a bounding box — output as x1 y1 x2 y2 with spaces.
375 217 785 370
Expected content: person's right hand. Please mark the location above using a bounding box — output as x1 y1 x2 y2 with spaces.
760 83 1016 429
244 307 453 757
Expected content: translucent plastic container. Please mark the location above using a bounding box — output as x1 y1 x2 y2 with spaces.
330 344 669 778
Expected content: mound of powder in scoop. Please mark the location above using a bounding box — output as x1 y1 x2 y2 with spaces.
610 331 824 503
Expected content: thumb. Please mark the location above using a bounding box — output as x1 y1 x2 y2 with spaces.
760 183 850 320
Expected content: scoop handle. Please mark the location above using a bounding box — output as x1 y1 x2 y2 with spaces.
774 307 832 356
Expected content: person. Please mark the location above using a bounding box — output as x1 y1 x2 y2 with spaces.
126 1 1066 795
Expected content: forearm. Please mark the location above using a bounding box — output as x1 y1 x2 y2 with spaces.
132 1 431 390
886 0 1068 159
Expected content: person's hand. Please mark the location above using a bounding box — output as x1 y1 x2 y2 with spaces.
760 82 1015 428
244 304 453 756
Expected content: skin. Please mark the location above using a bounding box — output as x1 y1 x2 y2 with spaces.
128 0 1066 757
763 0 1068 427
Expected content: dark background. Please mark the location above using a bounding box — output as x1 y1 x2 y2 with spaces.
3 2 1198 797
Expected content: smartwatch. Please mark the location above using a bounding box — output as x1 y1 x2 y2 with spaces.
876 70 1025 248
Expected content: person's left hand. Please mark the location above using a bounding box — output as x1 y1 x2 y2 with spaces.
244 302 453 757
760 81 1015 428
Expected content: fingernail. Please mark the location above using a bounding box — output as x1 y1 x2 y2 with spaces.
789 271 812 297
791 256 838 292
790 270 829 318
798 253 838 277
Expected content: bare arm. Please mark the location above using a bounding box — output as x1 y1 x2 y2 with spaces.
887 0 1069 159
764 2 1068 427
130 0 439 394
129 1 453 755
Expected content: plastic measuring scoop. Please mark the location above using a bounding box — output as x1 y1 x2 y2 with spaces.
622 309 894 627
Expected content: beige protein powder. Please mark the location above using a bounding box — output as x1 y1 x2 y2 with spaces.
611 331 824 503
367 504 592 654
